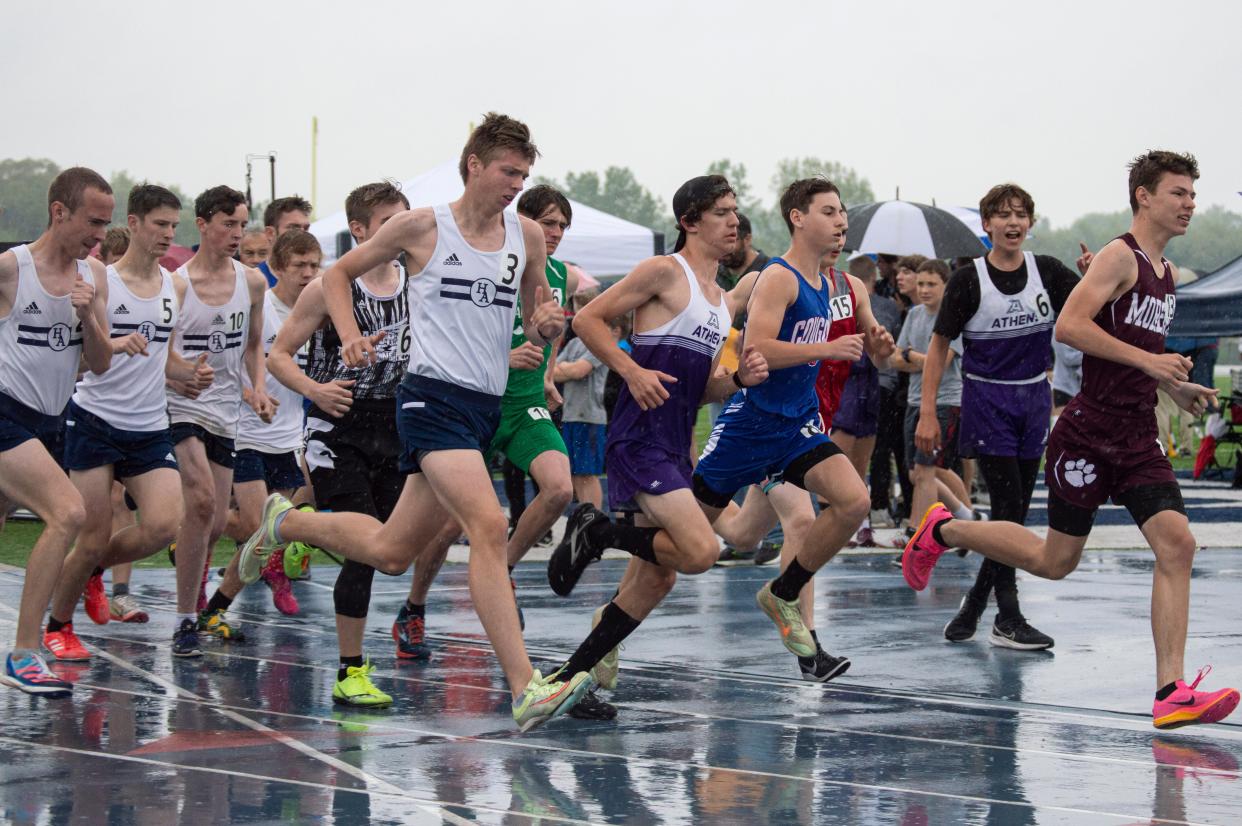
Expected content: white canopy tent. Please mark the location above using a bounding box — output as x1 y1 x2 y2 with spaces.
309 160 658 276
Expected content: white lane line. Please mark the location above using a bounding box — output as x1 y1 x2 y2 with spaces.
0 735 595 826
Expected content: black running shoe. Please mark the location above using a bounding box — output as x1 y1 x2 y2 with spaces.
547 503 607 597
172 618 201 658
944 595 986 642
715 545 755 567
798 648 851 683
989 616 1054 650
753 541 781 566
568 689 618 720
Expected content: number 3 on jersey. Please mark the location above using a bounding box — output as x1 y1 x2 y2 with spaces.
499 253 519 285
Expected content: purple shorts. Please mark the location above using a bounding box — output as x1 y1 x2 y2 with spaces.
831 370 879 438
958 378 1051 460
605 439 693 512
1044 398 1174 512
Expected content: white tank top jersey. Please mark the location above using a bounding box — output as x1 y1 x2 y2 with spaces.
236 290 304 453
166 261 251 438
406 204 526 396
963 251 1054 384
630 253 731 358
73 266 177 431
0 244 94 415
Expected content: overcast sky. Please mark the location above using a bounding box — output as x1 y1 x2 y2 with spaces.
4 0 1240 227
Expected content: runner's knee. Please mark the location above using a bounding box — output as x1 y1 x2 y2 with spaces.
681 532 720 574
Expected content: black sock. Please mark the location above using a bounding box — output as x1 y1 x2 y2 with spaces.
205 590 233 615
112 583 129 597
770 558 814 601
338 654 364 681
589 520 659 564
46 616 68 633
507 565 515 575
93 566 105 577
931 519 951 547
404 601 424 617
1155 681 1180 701
992 566 1022 620
562 602 641 677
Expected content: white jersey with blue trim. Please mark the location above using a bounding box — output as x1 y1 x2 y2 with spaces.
73 265 177 431
236 290 305 453
0 244 93 415
406 203 526 397
166 261 251 438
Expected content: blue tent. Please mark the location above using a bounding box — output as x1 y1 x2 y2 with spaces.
1169 254 1242 337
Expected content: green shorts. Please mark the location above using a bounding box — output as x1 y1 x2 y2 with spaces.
488 402 567 473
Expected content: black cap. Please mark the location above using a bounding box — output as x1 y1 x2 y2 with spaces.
671 175 729 253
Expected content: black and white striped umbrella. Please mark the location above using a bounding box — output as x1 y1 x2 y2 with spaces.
844 200 987 258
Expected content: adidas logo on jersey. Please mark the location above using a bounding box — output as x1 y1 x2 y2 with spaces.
211 314 225 325
115 304 130 315
442 253 462 266
22 301 40 315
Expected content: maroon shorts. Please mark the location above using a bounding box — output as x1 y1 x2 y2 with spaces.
1044 400 1174 512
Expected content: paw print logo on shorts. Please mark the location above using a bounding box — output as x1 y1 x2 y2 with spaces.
1063 458 1097 488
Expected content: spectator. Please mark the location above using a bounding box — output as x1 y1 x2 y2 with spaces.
239 227 271 268
1050 338 1082 419
555 317 624 508
258 195 313 285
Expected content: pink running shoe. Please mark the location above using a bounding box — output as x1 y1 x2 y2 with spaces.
83 572 110 625
1153 666 1240 730
901 503 953 591
262 553 300 616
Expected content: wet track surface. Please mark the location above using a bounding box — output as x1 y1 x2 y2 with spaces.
2 548 1241 825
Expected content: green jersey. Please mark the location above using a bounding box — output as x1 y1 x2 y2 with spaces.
503 256 568 408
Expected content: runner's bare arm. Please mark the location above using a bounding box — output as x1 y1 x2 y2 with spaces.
1056 239 1191 383
747 264 863 369
701 344 769 404
0 251 17 318
326 208 433 366
915 333 952 452
573 257 681 411
269 279 327 396
726 270 761 321
78 256 112 375
242 266 274 420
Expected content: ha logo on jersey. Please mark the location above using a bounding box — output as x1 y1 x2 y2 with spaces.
439 251 518 310
18 320 82 352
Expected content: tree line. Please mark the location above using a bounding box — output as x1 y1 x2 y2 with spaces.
4 155 1240 276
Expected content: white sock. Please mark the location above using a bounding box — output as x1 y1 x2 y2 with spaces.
952 503 974 521
861 516 870 530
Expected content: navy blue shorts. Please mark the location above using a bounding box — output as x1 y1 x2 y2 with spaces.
170 422 237 470
63 400 178 478
693 396 837 507
0 392 64 455
397 375 501 474
563 421 606 476
233 448 303 490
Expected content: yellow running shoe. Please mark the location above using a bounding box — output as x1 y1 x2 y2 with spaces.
197 608 246 642
590 604 622 690
511 668 592 732
333 661 392 708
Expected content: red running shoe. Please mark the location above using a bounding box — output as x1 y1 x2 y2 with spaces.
901 503 953 591
83 572 110 625
262 552 299 616
43 623 91 661
1153 666 1240 730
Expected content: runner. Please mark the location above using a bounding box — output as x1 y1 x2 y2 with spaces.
489 184 578 615
166 185 274 658
691 179 893 676
268 181 448 706
0 167 113 696
903 151 1239 729
42 185 213 661
204 230 320 621
240 114 593 730
543 174 768 709
916 183 1089 649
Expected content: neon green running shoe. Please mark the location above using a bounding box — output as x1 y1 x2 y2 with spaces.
197 608 246 642
590 604 622 690
332 661 392 708
239 493 294 585
511 668 592 732
756 581 815 658
283 505 319 578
